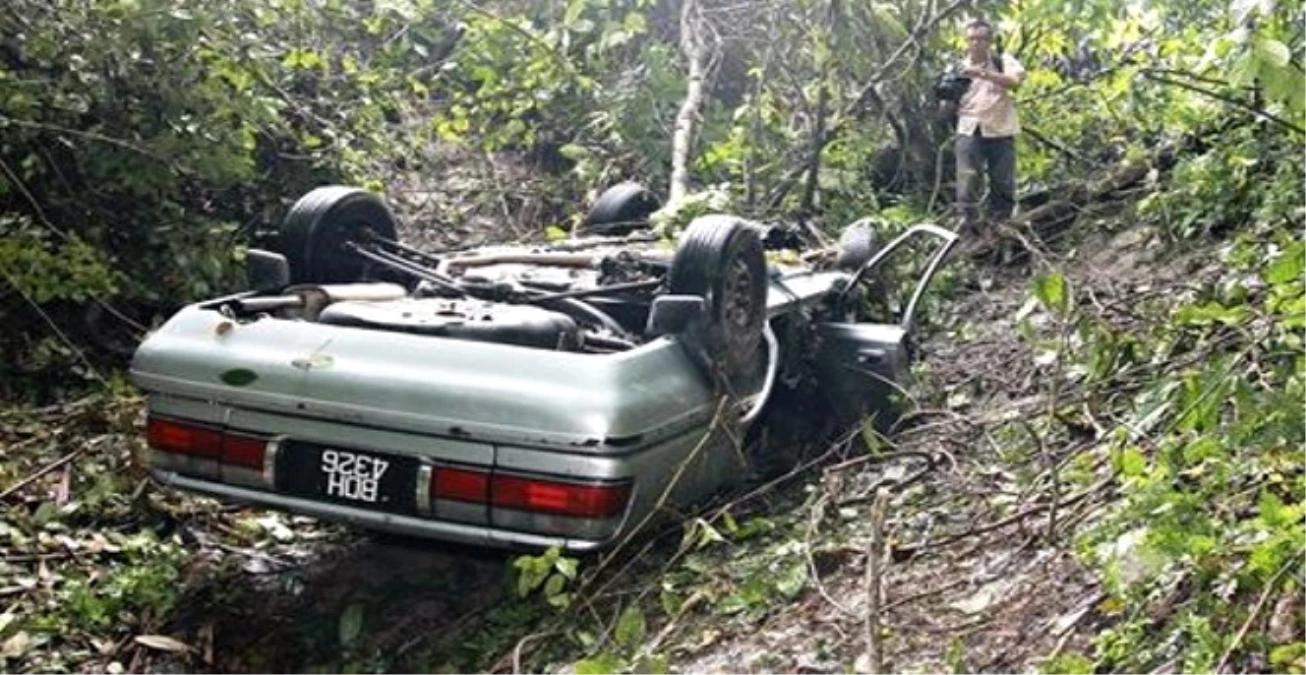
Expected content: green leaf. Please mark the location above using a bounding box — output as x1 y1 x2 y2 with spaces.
547 591 572 609
871 4 908 41
554 556 579 580
1175 302 1249 326
558 143 590 161
1257 490 1303 527
635 655 669 674
338 603 364 647
1254 37 1291 68
774 561 808 599
692 519 725 549
514 552 552 597
574 652 625 675
1270 643 1306 671
614 605 646 650
1114 446 1147 477
1032 272 1070 316
623 12 647 34
860 418 885 453
1265 241 1305 285
715 593 750 615
564 0 587 26
659 589 682 616
544 573 567 598
1229 50 1260 87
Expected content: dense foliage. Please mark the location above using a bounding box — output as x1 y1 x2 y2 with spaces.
2 0 1301 395
1079 230 1303 673
0 0 460 396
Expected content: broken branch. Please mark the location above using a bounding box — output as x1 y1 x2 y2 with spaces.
0 448 85 502
864 487 890 674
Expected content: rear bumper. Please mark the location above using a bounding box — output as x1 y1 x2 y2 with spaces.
153 470 609 552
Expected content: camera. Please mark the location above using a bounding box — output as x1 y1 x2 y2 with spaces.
934 71 972 103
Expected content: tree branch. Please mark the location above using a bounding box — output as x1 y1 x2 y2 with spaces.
1140 70 1305 135
864 487 890 674
0 115 187 173
767 0 969 210
453 0 577 76
799 0 841 217
1022 125 1095 166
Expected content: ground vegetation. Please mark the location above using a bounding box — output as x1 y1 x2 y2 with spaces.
2 0 1306 668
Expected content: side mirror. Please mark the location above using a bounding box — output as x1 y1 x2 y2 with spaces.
646 295 705 336
246 249 290 292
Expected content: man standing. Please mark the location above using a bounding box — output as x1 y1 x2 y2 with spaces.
952 19 1025 235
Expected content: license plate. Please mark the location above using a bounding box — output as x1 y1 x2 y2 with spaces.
276 441 418 515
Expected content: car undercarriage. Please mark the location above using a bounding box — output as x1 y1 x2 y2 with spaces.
131 183 958 550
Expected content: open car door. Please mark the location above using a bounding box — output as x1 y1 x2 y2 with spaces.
814 223 960 428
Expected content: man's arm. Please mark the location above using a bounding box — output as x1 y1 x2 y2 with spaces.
964 58 1025 90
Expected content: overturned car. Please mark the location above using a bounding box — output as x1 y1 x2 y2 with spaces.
131 183 957 551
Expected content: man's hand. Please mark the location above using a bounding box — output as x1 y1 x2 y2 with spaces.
964 63 1019 89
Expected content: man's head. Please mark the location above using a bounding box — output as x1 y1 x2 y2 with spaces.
965 19 994 61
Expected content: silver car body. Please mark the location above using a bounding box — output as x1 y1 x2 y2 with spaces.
132 224 956 551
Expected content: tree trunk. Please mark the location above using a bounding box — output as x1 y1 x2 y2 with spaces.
669 0 706 205
800 0 841 216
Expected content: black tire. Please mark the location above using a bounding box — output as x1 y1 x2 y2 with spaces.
585 182 661 235
668 215 767 388
280 186 399 284
834 218 879 271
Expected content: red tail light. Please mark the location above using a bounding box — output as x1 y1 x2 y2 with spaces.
146 417 222 459
491 475 631 519
146 416 268 468
222 433 269 469
432 467 489 503
426 466 631 519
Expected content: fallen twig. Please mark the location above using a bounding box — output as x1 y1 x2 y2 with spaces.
0 551 78 564
209 543 295 572
824 449 935 475
643 591 707 656
0 448 86 501
511 629 560 675
864 488 890 675
894 477 1112 558
882 576 970 612
1212 555 1300 673
805 495 860 618
1042 590 1108 664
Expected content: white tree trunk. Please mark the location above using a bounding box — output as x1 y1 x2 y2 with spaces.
669 0 705 205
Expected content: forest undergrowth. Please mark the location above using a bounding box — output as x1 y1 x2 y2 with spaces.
1 139 1300 673
0 0 1302 672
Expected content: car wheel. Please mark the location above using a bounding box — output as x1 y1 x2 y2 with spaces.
280 186 399 284
586 182 662 236
834 218 879 271
668 215 767 391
